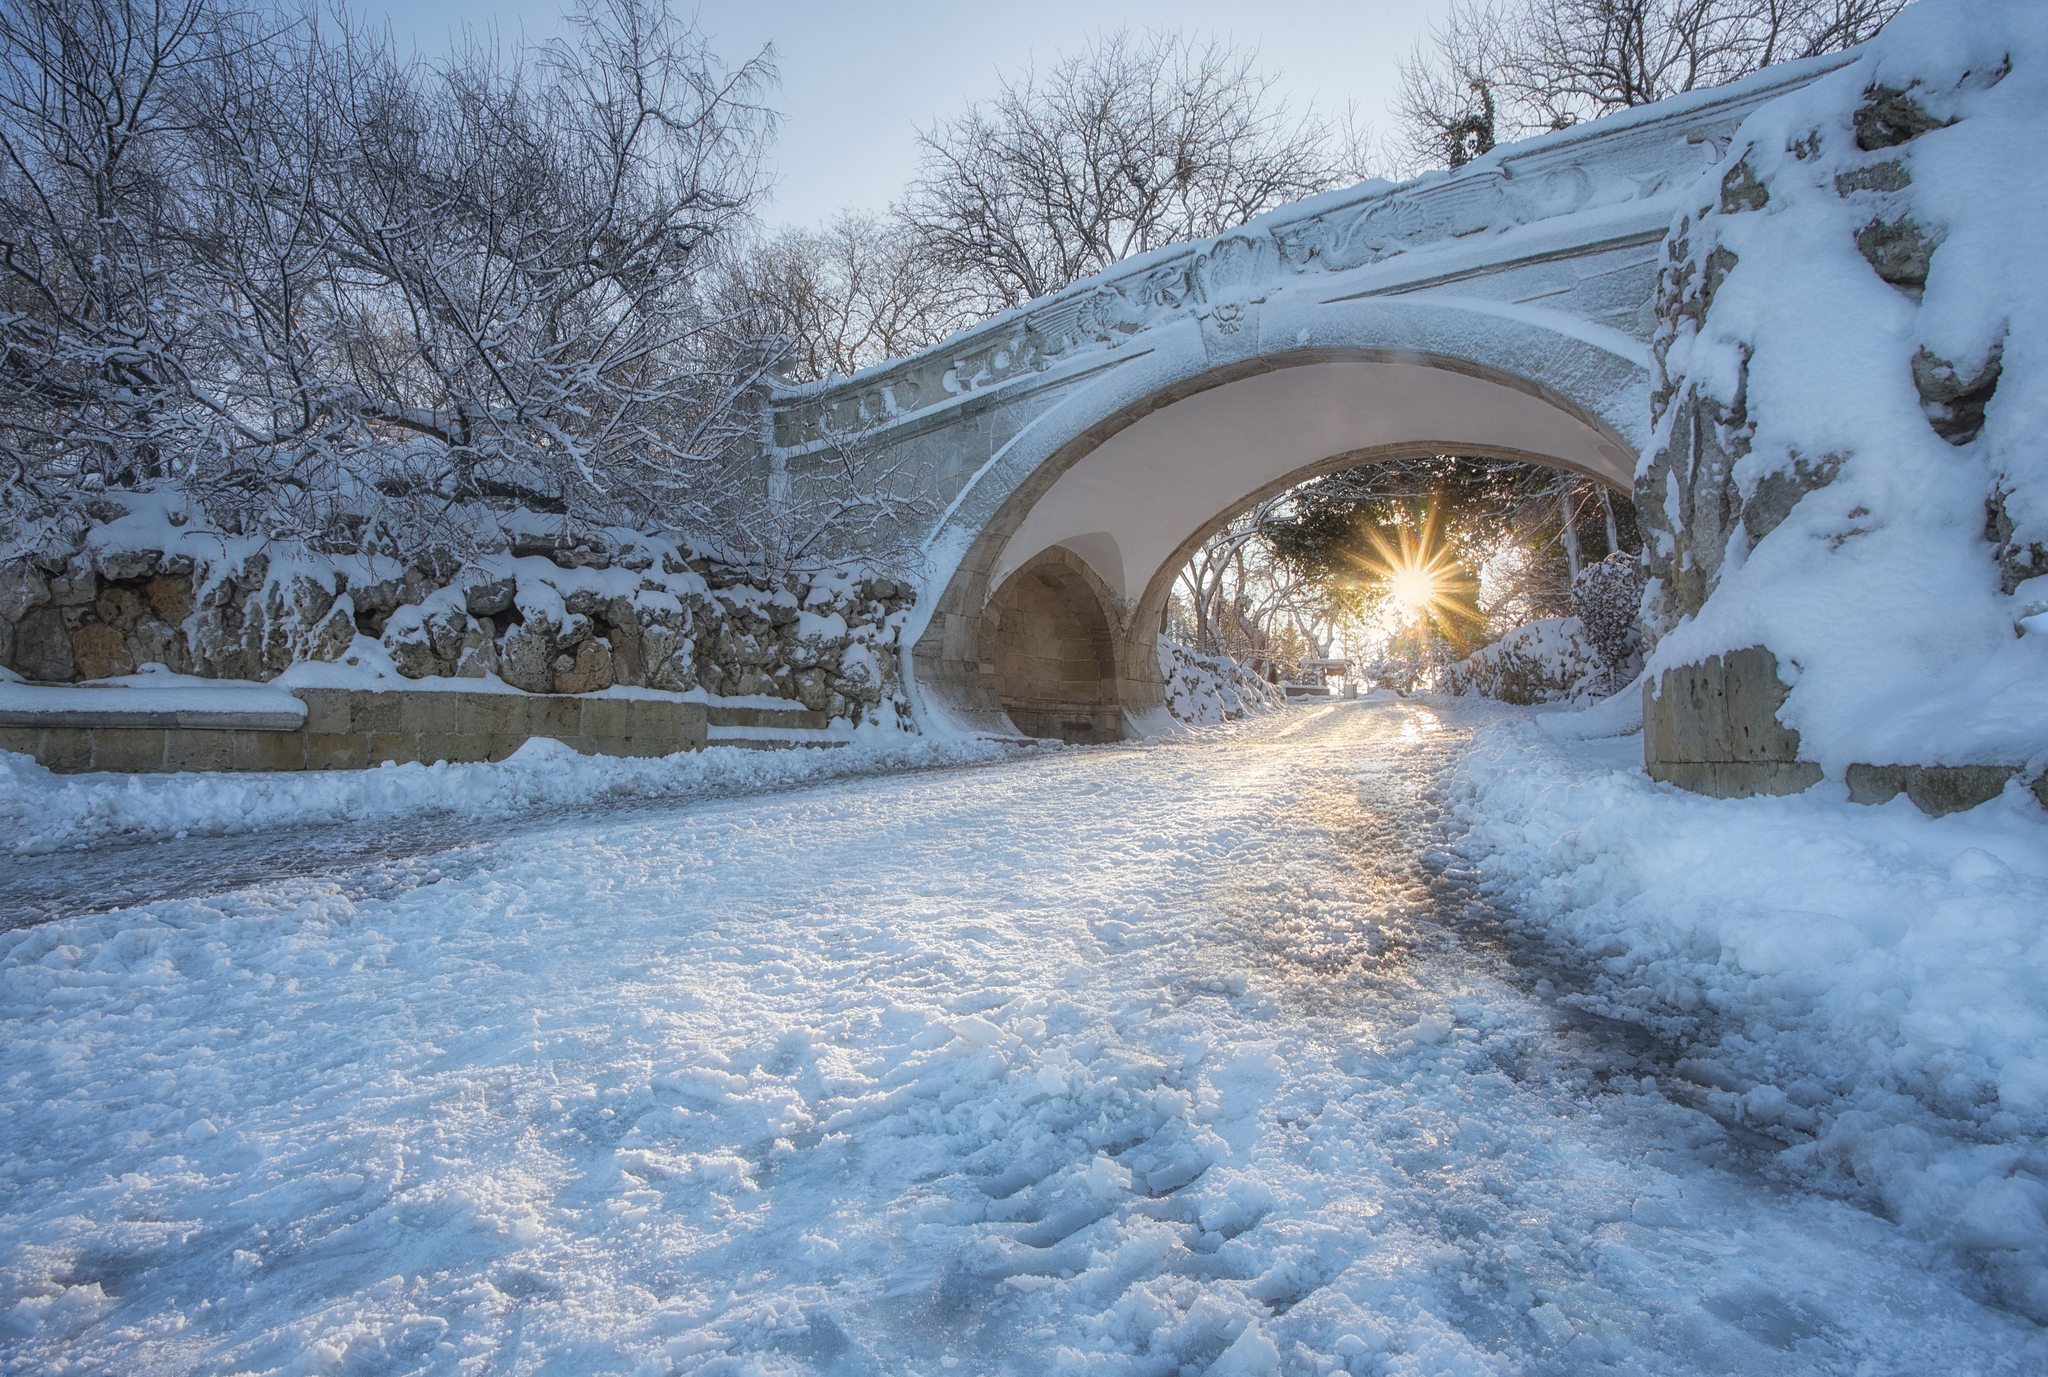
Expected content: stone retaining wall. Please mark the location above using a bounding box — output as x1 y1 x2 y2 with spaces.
0 513 917 734
1642 647 1823 799
0 689 708 774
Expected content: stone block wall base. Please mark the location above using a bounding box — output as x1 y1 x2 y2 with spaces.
0 689 710 775
1846 763 2048 817
1643 646 1818 799
1645 650 2047 814
1000 698 1124 745
1648 757 1824 799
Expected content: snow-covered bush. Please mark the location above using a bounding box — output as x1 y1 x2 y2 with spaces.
1635 0 2048 772
1156 639 1286 725
1444 617 1606 704
1571 551 1647 691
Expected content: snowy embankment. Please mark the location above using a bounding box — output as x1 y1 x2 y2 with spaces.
1446 703 2048 1317
0 733 1020 858
1632 0 2048 771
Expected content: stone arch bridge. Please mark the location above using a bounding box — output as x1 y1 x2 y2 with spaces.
762 60 1840 743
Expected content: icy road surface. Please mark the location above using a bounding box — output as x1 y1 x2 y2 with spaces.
1 700 2036 1375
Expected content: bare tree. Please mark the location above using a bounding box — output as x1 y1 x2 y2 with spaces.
1394 0 1905 172
1393 1 1518 169
0 0 856 563
1169 496 1364 681
901 30 1351 313
710 211 968 384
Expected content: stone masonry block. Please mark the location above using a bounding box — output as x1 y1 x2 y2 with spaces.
292 688 350 735
37 727 90 771
1668 658 1729 763
579 697 635 738
461 693 530 736
1905 765 2013 817
349 691 403 734
165 729 234 772
1723 646 1804 761
1735 760 1822 798
305 733 369 771
90 728 167 773
413 733 490 765
367 733 417 765
485 734 528 762
528 697 581 740
1645 647 1811 799
625 699 674 739
1845 763 1911 805
404 693 460 735
1642 678 1679 768
232 730 307 772
0 726 41 758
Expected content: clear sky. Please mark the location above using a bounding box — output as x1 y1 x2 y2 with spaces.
373 1 1449 229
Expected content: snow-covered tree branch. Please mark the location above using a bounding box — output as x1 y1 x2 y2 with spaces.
0 0 806 561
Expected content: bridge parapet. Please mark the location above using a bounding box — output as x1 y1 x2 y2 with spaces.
768 52 1849 459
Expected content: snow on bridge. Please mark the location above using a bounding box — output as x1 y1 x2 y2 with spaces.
761 56 1849 744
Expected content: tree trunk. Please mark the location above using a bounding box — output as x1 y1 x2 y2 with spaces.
1558 477 1583 581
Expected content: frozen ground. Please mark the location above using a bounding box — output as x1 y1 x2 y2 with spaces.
2 699 2042 1376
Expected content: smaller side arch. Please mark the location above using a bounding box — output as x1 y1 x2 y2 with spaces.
984 547 1131 744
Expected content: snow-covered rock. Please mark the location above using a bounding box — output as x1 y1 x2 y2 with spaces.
0 509 920 732
1637 0 2048 774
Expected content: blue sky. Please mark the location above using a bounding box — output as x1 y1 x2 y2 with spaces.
373 1 1449 228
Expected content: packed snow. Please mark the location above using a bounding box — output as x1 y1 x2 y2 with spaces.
1449 701 2048 1323
4 699 2040 1376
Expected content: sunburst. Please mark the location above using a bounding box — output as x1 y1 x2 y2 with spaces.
1350 506 1481 641
1386 563 1438 615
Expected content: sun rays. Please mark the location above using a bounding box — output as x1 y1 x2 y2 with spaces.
1350 506 1485 649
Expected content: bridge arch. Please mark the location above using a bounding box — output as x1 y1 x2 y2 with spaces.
985 546 1129 744
906 306 1647 740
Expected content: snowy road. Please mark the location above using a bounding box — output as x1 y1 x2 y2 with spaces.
2 700 2036 1375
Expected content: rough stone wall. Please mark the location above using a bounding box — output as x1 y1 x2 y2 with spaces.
0 549 355 685
1636 79 2007 635
0 690 707 775
1 509 916 731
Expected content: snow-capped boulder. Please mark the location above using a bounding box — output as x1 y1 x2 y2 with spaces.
1636 0 2048 777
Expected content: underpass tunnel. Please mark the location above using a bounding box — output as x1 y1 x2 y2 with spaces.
988 548 1123 744
913 348 1644 742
